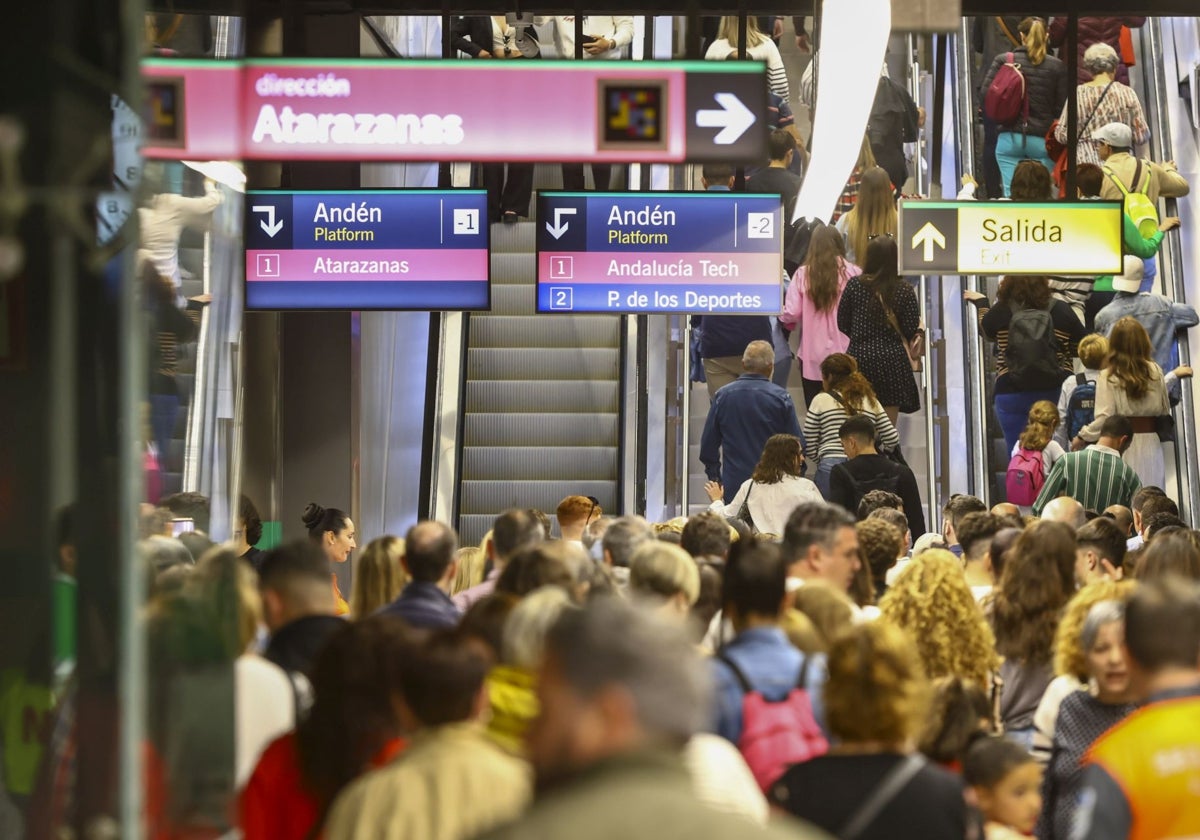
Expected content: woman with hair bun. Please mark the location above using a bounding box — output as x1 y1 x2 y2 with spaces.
302 502 356 616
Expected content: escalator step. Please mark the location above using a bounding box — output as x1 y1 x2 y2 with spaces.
488 221 536 255
463 412 619 447
462 446 618 481
459 480 617 515
470 316 619 348
490 253 536 286
490 284 535 315
467 347 620 381
466 380 619 413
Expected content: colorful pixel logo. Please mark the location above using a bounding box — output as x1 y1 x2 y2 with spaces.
598 81 667 152
145 78 186 147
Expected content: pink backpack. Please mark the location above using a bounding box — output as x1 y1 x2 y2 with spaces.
1006 447 1045 506
719 653 829 791
984 52 1028 127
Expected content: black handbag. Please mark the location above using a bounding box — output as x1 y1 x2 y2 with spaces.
1156 414 1175 442
735 483 757 533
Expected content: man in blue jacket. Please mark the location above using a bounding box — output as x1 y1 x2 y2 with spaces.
700 340 803 504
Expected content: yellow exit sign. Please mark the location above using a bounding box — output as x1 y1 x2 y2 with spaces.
898 200 1124 276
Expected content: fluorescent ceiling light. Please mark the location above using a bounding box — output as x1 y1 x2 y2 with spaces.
793 0 892 224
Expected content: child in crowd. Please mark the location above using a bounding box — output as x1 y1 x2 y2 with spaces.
1007 401 1064 508
964 736 1043 839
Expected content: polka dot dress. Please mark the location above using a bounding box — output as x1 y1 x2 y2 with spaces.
837 276 922 414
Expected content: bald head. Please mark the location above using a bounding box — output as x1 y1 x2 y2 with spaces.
742 340 775 375
1042 497 1086 529
991 503 1020 519
403 520 459 587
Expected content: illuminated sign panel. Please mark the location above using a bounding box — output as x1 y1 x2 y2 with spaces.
898 200 1124 276
140 59 766 163
536 192 783 314
244 190 489 311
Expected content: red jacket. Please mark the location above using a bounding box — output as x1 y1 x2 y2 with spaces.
1048 16 1146 84
239 733 405 840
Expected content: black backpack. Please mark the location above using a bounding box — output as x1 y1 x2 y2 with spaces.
843 470 902 514
1006 305 1061 387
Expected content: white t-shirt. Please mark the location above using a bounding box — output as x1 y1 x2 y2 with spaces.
704 37 789 100
708 475 823 537
235 655 296 788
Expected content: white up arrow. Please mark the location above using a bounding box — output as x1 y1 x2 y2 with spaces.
252 205 284 238
545 207 578 240
695 93 757 145
911 221 946 262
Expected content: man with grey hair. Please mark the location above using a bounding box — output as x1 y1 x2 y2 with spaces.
700 340 803 504
601 515 654 591
781 502 860 593
1041 496 1087 530
478 598 825 840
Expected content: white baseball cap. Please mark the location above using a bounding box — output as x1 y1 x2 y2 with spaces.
1092 122 1133 148
1112 255 1144 294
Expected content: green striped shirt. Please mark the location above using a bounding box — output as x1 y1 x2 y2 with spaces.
1032 445 1142 515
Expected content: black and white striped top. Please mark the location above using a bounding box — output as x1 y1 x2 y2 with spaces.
803 391 900 461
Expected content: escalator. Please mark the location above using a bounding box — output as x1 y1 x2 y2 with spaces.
455 221 624 545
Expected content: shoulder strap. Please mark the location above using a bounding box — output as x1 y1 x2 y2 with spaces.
716 652 753 694
996 18 1019 48
1103 164 1132 197
795 654 812 690
1080 81 1116 136
1132 158 1145 194
829 390 857 416
838 754 928 840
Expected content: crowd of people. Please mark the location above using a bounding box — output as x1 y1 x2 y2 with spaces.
35 478 1197 840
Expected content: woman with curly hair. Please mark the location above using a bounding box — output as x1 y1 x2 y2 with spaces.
802 353 900 497
769 622 967 838
704 434 821 534
1074 317 1185 488
1037 600 1137 840
879 549 1001 689
780 223 862 406
1031 579 1136 756
966 274 1087 453
988 520 1078 747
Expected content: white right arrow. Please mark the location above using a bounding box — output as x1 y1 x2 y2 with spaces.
695 92 757 145
252 205 284 238
545 207 578 240
911 221 946 262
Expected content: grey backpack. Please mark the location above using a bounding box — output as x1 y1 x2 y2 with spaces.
1006 305 1060 386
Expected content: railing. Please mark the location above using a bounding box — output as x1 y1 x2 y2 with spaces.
1142 20 1199 517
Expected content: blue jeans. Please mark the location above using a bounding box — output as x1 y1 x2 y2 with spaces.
150 393 180 465
995 389 1061 456
813 456 847 499
995 132 1054 197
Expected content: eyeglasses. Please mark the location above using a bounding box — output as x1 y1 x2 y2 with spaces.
584 495 600 527
868 232 895 240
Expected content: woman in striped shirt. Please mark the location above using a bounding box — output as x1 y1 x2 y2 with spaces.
803 353 901 498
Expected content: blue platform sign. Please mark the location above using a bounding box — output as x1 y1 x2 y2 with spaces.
536 191 783 314
244 190 490 310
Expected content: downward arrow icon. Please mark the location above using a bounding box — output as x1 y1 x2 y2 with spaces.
695 93 757 145
911 221 946 261
252 205 284 238
545 207 578 240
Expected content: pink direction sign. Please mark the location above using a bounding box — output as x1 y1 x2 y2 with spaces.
140 58 766 163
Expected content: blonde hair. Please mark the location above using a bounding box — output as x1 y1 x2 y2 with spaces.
825 621 930 744
350 536 407 618
1078 334 1110 371
629 542 700 605
845 166 897 263
1018 400 1060 451
1053 579 1138 679
879 549 1001 688
1020 17 1048 65
791 581 855 649
716 15 765 50
191 547 262 655
501 586 576 669
781 609 824 653
856 133 877 170
452 546 487 595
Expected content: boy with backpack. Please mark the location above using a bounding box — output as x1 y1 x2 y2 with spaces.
709 538 829 791
828 416 927 537
1054 334 1109 449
